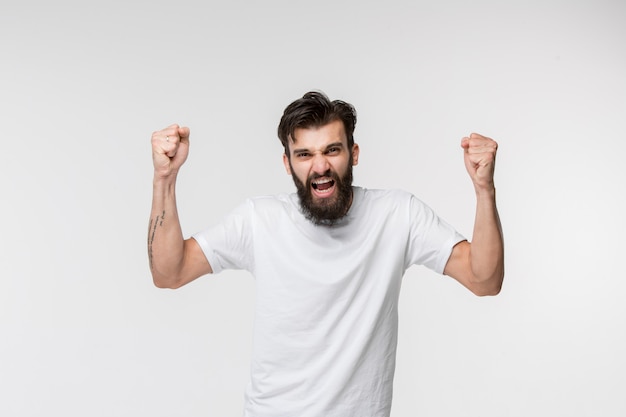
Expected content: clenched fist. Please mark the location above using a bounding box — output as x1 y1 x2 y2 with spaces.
151 124 190 179
461 133 498 192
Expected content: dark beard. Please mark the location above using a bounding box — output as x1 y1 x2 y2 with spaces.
290 163 354 226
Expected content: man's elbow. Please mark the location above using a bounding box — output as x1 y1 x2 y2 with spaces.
152 272 184 289
471 272 504 297
472 285 502 297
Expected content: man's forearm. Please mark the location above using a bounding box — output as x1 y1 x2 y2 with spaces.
469 188 504 290
148 178 185 287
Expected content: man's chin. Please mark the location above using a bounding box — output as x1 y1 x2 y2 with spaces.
301 190 351 225
310 188 337 202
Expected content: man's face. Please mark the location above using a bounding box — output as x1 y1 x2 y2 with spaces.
283 119 360 225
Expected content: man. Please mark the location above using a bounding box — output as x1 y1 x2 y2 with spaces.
148 91 504 417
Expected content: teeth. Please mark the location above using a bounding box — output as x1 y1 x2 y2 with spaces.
313 178 332 185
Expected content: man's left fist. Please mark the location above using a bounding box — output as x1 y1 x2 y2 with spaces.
461 133 498 192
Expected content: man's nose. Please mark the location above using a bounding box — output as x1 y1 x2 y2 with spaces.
312 153 330 174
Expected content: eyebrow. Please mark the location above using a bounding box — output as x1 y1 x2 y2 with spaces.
291 142 345 155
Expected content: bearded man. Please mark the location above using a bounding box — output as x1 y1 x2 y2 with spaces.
148 91 504 417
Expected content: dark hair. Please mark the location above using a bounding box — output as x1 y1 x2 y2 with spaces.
277 91 357 154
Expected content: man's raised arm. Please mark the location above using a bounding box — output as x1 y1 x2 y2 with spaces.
444 133 504 296
148 124 212 289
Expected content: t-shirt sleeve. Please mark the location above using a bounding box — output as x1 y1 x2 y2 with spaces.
191 200 254 274
405 194 465 274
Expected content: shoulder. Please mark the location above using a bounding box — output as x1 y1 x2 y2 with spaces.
348 187 420 224
241 193 299 219
246 193 294 208
356 187 416 207
354 187 437 222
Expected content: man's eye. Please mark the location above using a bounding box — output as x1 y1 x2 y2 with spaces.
327 147 339 154
296 153 309 158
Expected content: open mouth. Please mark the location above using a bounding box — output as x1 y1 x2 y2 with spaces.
311 178 336 195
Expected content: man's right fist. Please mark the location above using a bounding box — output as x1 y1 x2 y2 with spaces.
151 124 190 179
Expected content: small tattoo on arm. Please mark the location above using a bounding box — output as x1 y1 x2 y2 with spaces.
148 211 165 271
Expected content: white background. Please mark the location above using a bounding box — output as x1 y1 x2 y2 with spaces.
1 1 625 416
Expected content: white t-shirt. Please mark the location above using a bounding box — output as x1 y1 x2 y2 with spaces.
193 187 465 417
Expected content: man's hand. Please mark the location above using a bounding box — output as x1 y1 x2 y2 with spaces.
151 124 190 179
461 133 498 192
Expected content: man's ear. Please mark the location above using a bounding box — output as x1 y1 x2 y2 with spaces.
351 143 360 166
282 153 292 175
